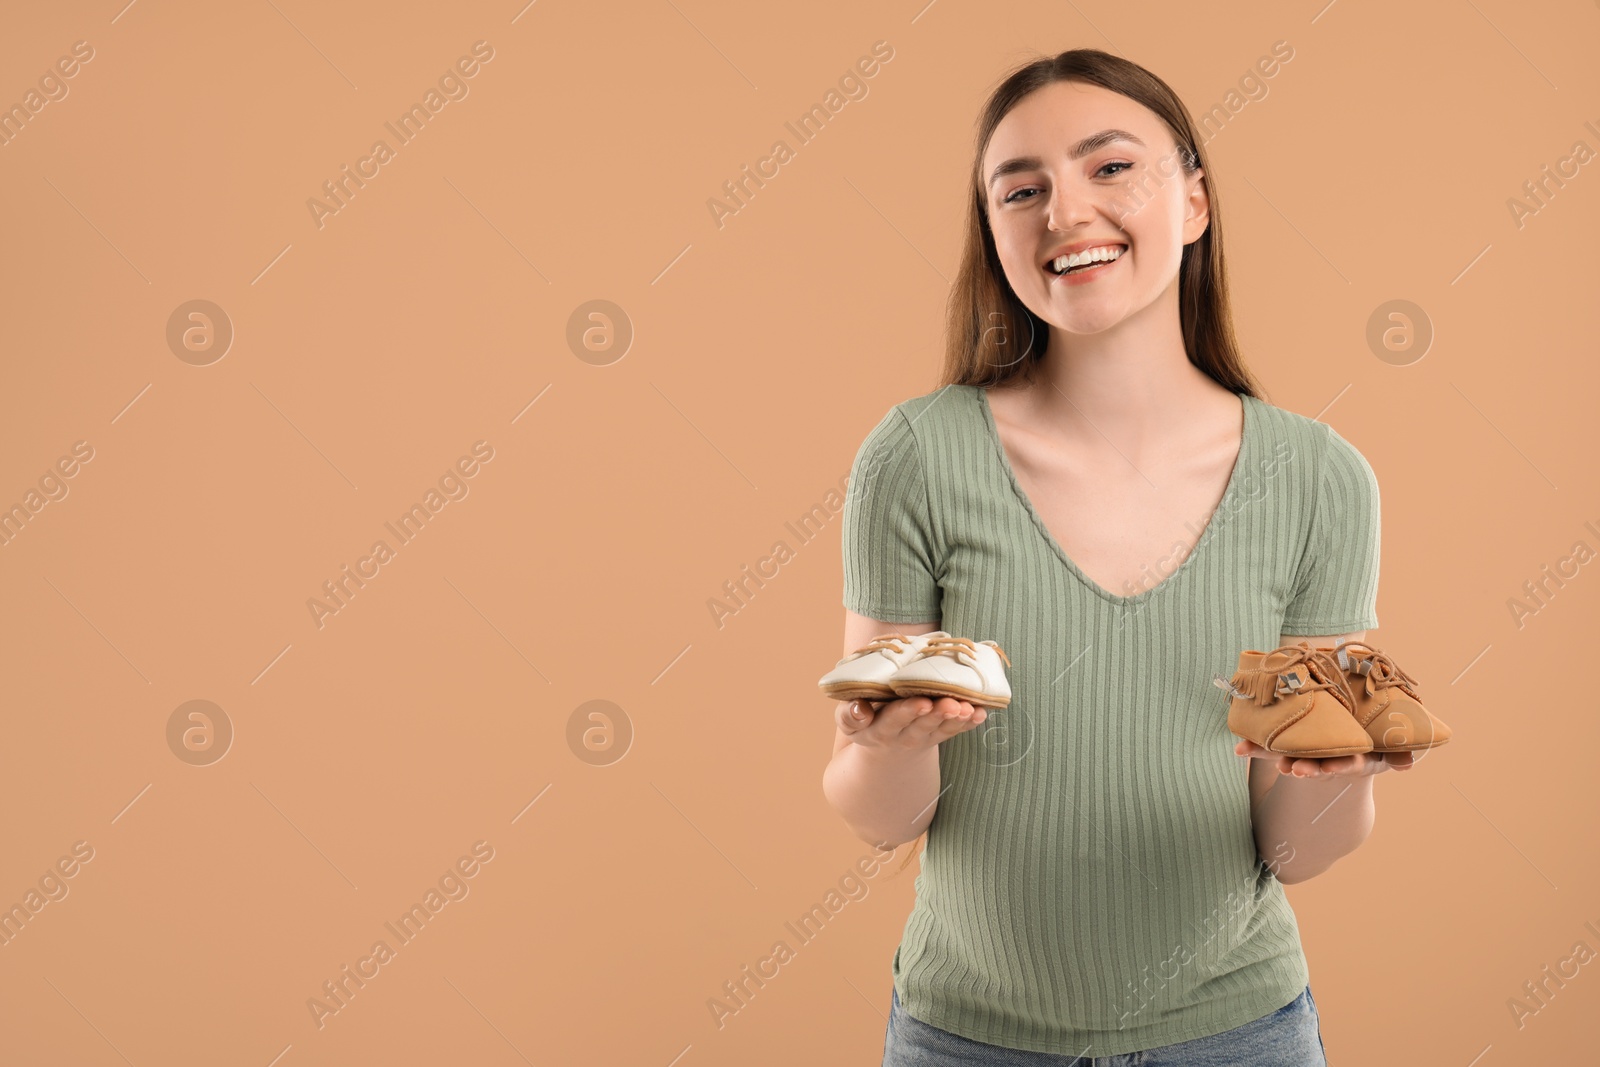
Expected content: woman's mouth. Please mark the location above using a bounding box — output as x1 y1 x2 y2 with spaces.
1044 244 1127 283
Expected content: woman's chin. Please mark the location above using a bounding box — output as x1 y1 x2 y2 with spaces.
1029 301 1130 336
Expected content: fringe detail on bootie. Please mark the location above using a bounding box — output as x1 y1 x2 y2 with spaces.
1228 665 1283 707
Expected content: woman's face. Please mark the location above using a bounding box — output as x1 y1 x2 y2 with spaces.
981 80 1210 339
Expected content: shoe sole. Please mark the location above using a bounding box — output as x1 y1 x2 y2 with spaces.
1370 737 1452 753
889 679 1011 708
1257 742 1374 758
1250 737 1454 757
819 681 900 702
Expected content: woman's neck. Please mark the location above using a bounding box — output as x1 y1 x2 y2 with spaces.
999 292 1232 452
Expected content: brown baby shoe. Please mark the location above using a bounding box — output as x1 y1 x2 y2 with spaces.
1217 642 1374 758
1319 642 1452 753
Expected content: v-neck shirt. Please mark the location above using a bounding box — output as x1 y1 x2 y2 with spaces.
977 385 1249 606
839 382 1381 1055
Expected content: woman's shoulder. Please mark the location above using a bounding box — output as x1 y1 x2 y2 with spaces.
886 382 979 426
1244 392 1374 473
855 383 980 449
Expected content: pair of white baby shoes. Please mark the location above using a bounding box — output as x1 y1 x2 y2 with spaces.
817 631 1013 709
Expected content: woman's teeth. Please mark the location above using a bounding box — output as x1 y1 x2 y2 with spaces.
1048 245 1126 274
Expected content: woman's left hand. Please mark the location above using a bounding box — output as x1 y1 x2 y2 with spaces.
1233 739 1419 778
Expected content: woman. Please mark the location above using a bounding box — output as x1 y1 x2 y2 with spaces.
821 49 1417 1065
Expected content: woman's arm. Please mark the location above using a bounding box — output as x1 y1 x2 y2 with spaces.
821 612 985 847
1246 630 1386 885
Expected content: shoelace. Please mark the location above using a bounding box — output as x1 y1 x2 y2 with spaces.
1214 642 1354 709
911 634 1012 668
1334 642 1420 701
843 633 917 662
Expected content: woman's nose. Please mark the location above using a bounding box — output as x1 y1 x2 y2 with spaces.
1046 178 1099 230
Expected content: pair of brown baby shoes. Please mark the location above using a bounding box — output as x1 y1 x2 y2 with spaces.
1218 640 1453 758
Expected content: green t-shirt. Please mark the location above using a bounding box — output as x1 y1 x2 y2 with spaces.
840 383 1380 1055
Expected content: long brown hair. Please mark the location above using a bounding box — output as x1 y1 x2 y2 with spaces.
940 48 1265 399
894 50 1265 877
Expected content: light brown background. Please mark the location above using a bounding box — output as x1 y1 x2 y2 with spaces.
1 1 1595 1064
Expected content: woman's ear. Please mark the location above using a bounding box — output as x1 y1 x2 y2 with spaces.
1182 168 1210 245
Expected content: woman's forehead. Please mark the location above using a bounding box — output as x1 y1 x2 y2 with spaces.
985 83 1161 162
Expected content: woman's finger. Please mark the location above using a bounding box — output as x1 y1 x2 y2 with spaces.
850 698 925 745
878 697 934 735
939 707 988 741
924 700 982 742
1283 752 1391 778
890 698 946 741
836 700 875 735
899 699 949 741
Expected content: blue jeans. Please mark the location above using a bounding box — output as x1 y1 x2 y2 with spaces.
882 985 1329 1066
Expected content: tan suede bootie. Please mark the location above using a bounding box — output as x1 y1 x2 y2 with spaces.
1218 642 1374 758
1319 641 1452 753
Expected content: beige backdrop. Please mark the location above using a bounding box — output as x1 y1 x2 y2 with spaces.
1 1 1595 1064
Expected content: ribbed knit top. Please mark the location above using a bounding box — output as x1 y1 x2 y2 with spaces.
840 383 1381 1055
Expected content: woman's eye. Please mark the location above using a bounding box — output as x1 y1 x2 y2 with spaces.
1001 163 1132 203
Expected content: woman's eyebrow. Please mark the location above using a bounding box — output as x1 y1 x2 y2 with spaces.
986 129 1148 188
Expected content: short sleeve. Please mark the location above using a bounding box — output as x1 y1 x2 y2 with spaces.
1280 425 1381 635
841 406 943 623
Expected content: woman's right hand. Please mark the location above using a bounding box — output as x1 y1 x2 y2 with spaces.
834 696 988 751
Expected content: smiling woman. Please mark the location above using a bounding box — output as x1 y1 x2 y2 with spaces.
819 47 1397 1067
948 71 1244 390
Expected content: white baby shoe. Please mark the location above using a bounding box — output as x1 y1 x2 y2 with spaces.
818 631 951 703
889 635 1012 709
